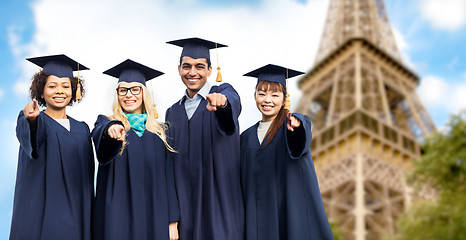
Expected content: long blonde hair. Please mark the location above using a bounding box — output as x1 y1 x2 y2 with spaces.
109 83 175 153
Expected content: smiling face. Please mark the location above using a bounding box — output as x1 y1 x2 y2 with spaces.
117 81 144 114
178 56 212 98
255 81 285 122
41 75 72 111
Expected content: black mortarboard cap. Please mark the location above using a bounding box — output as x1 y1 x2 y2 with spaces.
243 64 304 87
103 59 164 85
27 54 89 78
166 37 227 60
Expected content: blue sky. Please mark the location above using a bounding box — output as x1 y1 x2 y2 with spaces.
0 0 465 237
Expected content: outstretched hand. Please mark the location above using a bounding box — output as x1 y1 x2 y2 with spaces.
108 124 126 141
23 99 40 119
206 93 227 112
287 112 301 131
23 99 40 123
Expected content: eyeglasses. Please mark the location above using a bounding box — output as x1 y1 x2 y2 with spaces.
116 86 142 96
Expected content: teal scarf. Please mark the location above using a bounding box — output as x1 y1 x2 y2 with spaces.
124 113 147 137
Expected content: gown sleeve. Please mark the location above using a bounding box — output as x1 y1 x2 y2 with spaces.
166 147 180 223
16 111 47 160
286 113 312 159
214 83 241 136
164 108 181 222
164 108 171 128
91 114 123 164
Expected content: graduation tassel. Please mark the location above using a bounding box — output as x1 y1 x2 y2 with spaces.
76 82 82 100
215 42 222 82
76 64 82 100
153 104 159 119
216 67 222 82
150 80 159 119
284 68 290 110
284 93 291 110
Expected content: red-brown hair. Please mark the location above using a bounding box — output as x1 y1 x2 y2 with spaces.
256 81 289 145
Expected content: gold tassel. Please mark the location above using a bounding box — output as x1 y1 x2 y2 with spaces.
284 93 291 110
154 104 159 119
76 63 82 100
284 68 289 109
215 42 222 82
216 67 222 82
76 82 82 100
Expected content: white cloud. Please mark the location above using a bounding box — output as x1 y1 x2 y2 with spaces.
8 26 39 97
0 88 4 101
10 0 329 131
391 27 419 71
417 75 448 107
450 84 466 112
392 27 408 52
417 75 466 116
0 118 19 169
0 118 19 206
420 0 466 31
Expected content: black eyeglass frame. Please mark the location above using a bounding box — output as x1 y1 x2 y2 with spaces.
116 86 143 96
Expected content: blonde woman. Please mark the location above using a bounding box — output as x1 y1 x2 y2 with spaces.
92 59 179 240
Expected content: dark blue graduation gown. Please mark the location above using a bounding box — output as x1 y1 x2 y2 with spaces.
165 83 244 240
91 115 179 240
10 111 94 240
240 113 334 240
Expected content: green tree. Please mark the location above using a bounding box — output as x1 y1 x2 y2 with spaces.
329 221 344 240
384 111 466 240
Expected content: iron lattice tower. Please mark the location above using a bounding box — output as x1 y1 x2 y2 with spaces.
295 0 436 239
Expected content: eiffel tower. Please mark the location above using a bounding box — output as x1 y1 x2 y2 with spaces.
294 0 435 239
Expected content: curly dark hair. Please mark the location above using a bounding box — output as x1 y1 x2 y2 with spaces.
29 70 86 107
